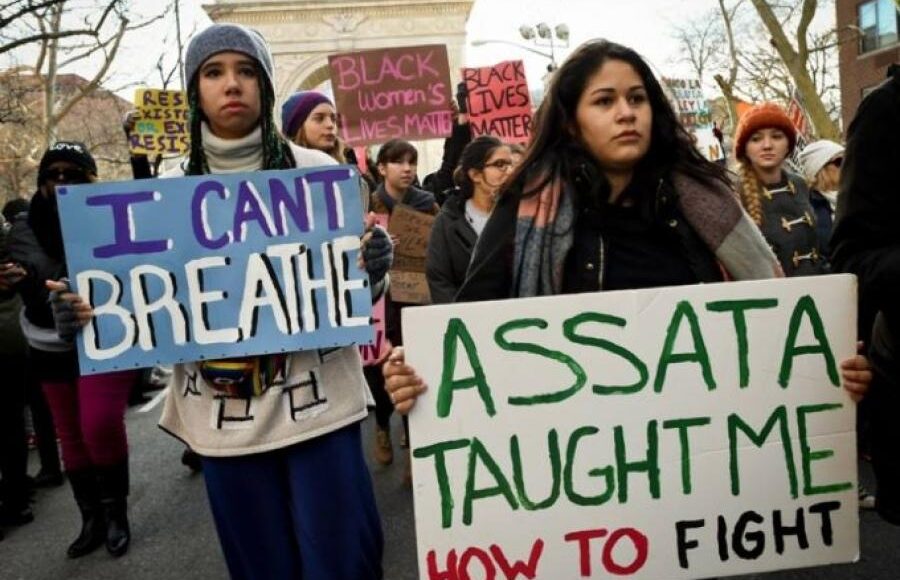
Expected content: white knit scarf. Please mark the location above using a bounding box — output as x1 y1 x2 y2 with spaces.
200 122 263 173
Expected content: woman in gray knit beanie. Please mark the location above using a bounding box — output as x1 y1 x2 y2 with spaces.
159 23 387 580
182 23 296 175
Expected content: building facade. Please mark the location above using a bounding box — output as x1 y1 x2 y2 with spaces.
204 0 475 171
837 0 900 130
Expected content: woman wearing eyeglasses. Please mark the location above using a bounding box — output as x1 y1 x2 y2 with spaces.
799 140 845 255
734 103 829 276
5 142 141 558
426 136 514 304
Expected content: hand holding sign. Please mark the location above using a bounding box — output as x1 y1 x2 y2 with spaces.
384 346 427 414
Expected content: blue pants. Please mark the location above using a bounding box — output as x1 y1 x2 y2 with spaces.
201 422 384 580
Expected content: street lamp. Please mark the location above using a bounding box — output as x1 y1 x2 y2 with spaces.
470 38 554 61
518 22 569 70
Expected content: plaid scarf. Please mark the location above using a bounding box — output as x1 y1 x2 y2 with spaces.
512 170 782 297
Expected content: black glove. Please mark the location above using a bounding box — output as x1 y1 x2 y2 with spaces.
362 225 392 286
49 278 80 342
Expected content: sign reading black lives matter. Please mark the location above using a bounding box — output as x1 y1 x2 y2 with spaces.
403 276 859 579
462 60 532 144
56 166 374 374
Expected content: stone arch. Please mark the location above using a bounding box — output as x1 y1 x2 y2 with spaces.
297 64 331 92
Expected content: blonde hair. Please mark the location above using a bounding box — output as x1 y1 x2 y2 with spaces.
810 166 838 193
737 160 765 226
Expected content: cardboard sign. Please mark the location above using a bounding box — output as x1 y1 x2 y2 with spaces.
388 205 434 304
403 276 859 579
329 45 453 146
129 89 189 155
56 166 374 374
462 60 532 143
359 214 391 365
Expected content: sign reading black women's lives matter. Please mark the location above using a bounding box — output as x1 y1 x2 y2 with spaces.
403 276 860 579
55 166 373 375
329 44 453 146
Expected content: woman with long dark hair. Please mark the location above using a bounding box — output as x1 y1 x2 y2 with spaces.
383 39 870 414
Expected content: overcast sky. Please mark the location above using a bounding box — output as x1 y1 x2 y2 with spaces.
4 0 837 100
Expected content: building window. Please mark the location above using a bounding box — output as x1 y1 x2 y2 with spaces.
859 0 900 54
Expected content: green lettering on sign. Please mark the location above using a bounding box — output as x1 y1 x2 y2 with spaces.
797 403 853 495
495 317 587 406
511 430 561 510
615 420 661 502
437 318 496 418
563 312 649 395
706 298 779 387
662 416 712 495
655 301 716 392
412 438 470 529
779 295 839 388
728 406 798 498
563 426 615 506
463 437 519 526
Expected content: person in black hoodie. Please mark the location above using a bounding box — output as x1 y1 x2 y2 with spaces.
426 136 513 304
830 63 900 525
7 142 141 558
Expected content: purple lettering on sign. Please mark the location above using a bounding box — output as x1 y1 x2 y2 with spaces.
192 180 231 250
233 180 275 242
87 192 169 258
270 177 312 236
305 169 352 231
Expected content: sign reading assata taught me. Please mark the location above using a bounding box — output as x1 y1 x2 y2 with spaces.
403 276 859 580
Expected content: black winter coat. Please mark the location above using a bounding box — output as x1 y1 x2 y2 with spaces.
426 192 478 304
457 173 723 303
8 207 65 330
831 63 900 341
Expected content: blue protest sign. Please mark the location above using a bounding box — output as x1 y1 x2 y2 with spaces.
56 166 373 375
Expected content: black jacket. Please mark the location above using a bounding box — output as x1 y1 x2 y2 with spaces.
423 121 472 206
457 173 723 303
426 192 478 304
831 64 900 340
8 200 66 330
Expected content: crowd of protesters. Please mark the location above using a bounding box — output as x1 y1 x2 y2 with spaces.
0 20 896 580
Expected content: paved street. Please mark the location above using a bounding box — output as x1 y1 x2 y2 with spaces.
1 388 898 580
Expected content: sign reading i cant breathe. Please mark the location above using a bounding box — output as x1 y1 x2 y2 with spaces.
403 276 859 580
56 166 374 374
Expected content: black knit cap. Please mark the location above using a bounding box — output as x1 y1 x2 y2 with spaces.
37 141 97 185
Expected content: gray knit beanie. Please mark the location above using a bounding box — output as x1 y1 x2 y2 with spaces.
184 23 274 88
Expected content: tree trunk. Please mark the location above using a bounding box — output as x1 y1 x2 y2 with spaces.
714 74 740 130
748 0 840 140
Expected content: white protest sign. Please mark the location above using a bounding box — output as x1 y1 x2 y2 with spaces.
403 275 859 579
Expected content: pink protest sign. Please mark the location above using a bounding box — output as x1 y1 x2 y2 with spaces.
359 214 391 365
329 45 454 146
462 60 532 144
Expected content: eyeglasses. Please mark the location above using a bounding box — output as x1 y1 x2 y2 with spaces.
827 157 843 169
483 159 514 171
42 168 88 184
